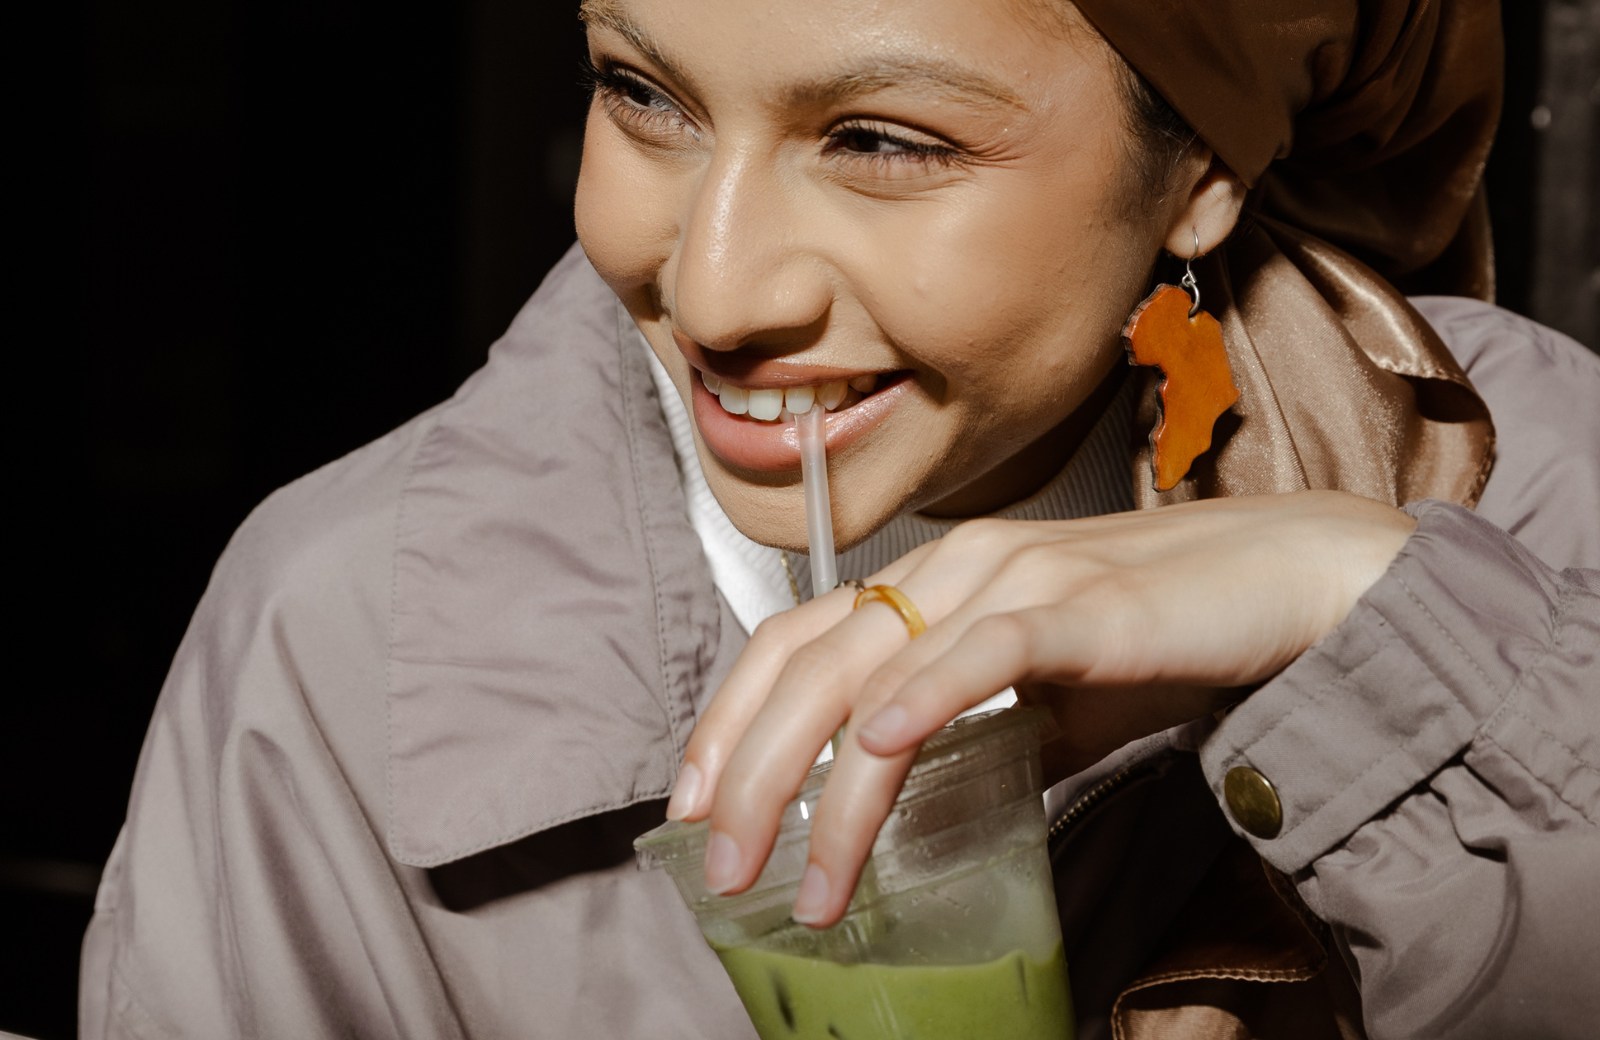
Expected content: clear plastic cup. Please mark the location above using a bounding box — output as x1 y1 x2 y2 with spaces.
635 708 1073 1040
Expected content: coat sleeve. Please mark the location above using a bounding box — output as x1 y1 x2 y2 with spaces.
1200 499 1600 1039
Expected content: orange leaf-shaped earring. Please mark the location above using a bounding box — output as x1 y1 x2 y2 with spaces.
1123 232 1239 491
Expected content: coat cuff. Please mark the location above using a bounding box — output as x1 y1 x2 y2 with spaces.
1200 499 1566 873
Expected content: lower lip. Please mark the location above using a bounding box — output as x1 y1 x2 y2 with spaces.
690 374 913 472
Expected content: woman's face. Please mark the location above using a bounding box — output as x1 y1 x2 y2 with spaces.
576 0 1176 551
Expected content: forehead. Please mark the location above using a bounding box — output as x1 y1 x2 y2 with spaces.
582 0 1091 112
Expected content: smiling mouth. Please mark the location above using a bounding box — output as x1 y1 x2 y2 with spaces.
689 366 915 472
700 370 902 421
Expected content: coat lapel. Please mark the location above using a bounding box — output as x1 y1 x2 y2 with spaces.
385 246 721 868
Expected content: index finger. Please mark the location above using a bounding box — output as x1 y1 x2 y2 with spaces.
666 586 855 822
667 545 930 822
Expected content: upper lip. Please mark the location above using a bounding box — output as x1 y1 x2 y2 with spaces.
672 329 891 390
697 364 891 390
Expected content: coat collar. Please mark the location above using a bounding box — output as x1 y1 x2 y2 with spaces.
385 246 723 868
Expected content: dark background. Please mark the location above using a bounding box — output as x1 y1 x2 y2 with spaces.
3 1 1596 1036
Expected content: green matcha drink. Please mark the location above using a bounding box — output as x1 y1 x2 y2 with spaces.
636 711 1073 1040
716 942 1073 1040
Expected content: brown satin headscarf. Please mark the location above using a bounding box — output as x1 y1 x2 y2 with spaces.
1072 0 1500 508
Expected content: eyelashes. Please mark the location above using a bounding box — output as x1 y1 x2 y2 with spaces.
585 58 965 173
586 60 695 138
822 123 962 171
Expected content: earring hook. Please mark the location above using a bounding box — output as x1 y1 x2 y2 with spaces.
1180 228 1201 319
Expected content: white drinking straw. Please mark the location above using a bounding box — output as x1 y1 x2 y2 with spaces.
796 404 837 596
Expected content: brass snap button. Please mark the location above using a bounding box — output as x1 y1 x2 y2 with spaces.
1224 766 1283 839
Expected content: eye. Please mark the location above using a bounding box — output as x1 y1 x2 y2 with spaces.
825 121 961 170
587 60 697 140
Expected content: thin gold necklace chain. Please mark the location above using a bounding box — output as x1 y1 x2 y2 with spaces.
780 552 802 607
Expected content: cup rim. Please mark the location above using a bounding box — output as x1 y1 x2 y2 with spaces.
634 705 1051 862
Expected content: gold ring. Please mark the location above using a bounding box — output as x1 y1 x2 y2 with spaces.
853 584 927 640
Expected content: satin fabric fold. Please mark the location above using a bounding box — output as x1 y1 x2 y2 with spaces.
1067 0 1500 508
1073 0 1502 294
1132 218 1495 510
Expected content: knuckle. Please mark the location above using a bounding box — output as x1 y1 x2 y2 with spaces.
997 540 1111 599
857 659 917 707
1080 568 1145 613
971 611 1037 658
942 516 1011 554
750 610 799 648
994 543 1057 590
780 640 847 690
1008 540 1057 572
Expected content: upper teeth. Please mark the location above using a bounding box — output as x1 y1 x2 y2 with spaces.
748 389 785 421
817 381 847 409
701 371 876 421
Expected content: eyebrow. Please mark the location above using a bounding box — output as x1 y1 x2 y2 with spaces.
579 1 1026 113
580 0 692 83
788 59 1026 111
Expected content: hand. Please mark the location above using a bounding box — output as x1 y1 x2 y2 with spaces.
665 490 1415 928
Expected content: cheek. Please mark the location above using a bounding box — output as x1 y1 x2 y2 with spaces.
858 164 1142 409
574 108 681 300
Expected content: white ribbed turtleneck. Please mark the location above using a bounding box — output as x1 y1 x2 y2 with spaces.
641 332 1138 634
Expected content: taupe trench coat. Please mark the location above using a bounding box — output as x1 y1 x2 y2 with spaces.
82 247 1600 1039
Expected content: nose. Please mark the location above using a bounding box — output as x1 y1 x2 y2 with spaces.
670 148 831 355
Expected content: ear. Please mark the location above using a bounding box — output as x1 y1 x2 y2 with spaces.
1164 154 1247 258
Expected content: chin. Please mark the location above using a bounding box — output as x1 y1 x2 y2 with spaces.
702 456 928 557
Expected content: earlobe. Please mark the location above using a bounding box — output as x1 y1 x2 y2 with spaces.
1164 158 1246 258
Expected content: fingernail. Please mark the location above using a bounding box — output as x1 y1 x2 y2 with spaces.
858 704 910 749
666 762 702 821
792 863 832 924
704 831 742 894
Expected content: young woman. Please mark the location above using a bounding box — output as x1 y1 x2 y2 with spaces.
83 0 1597 1038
